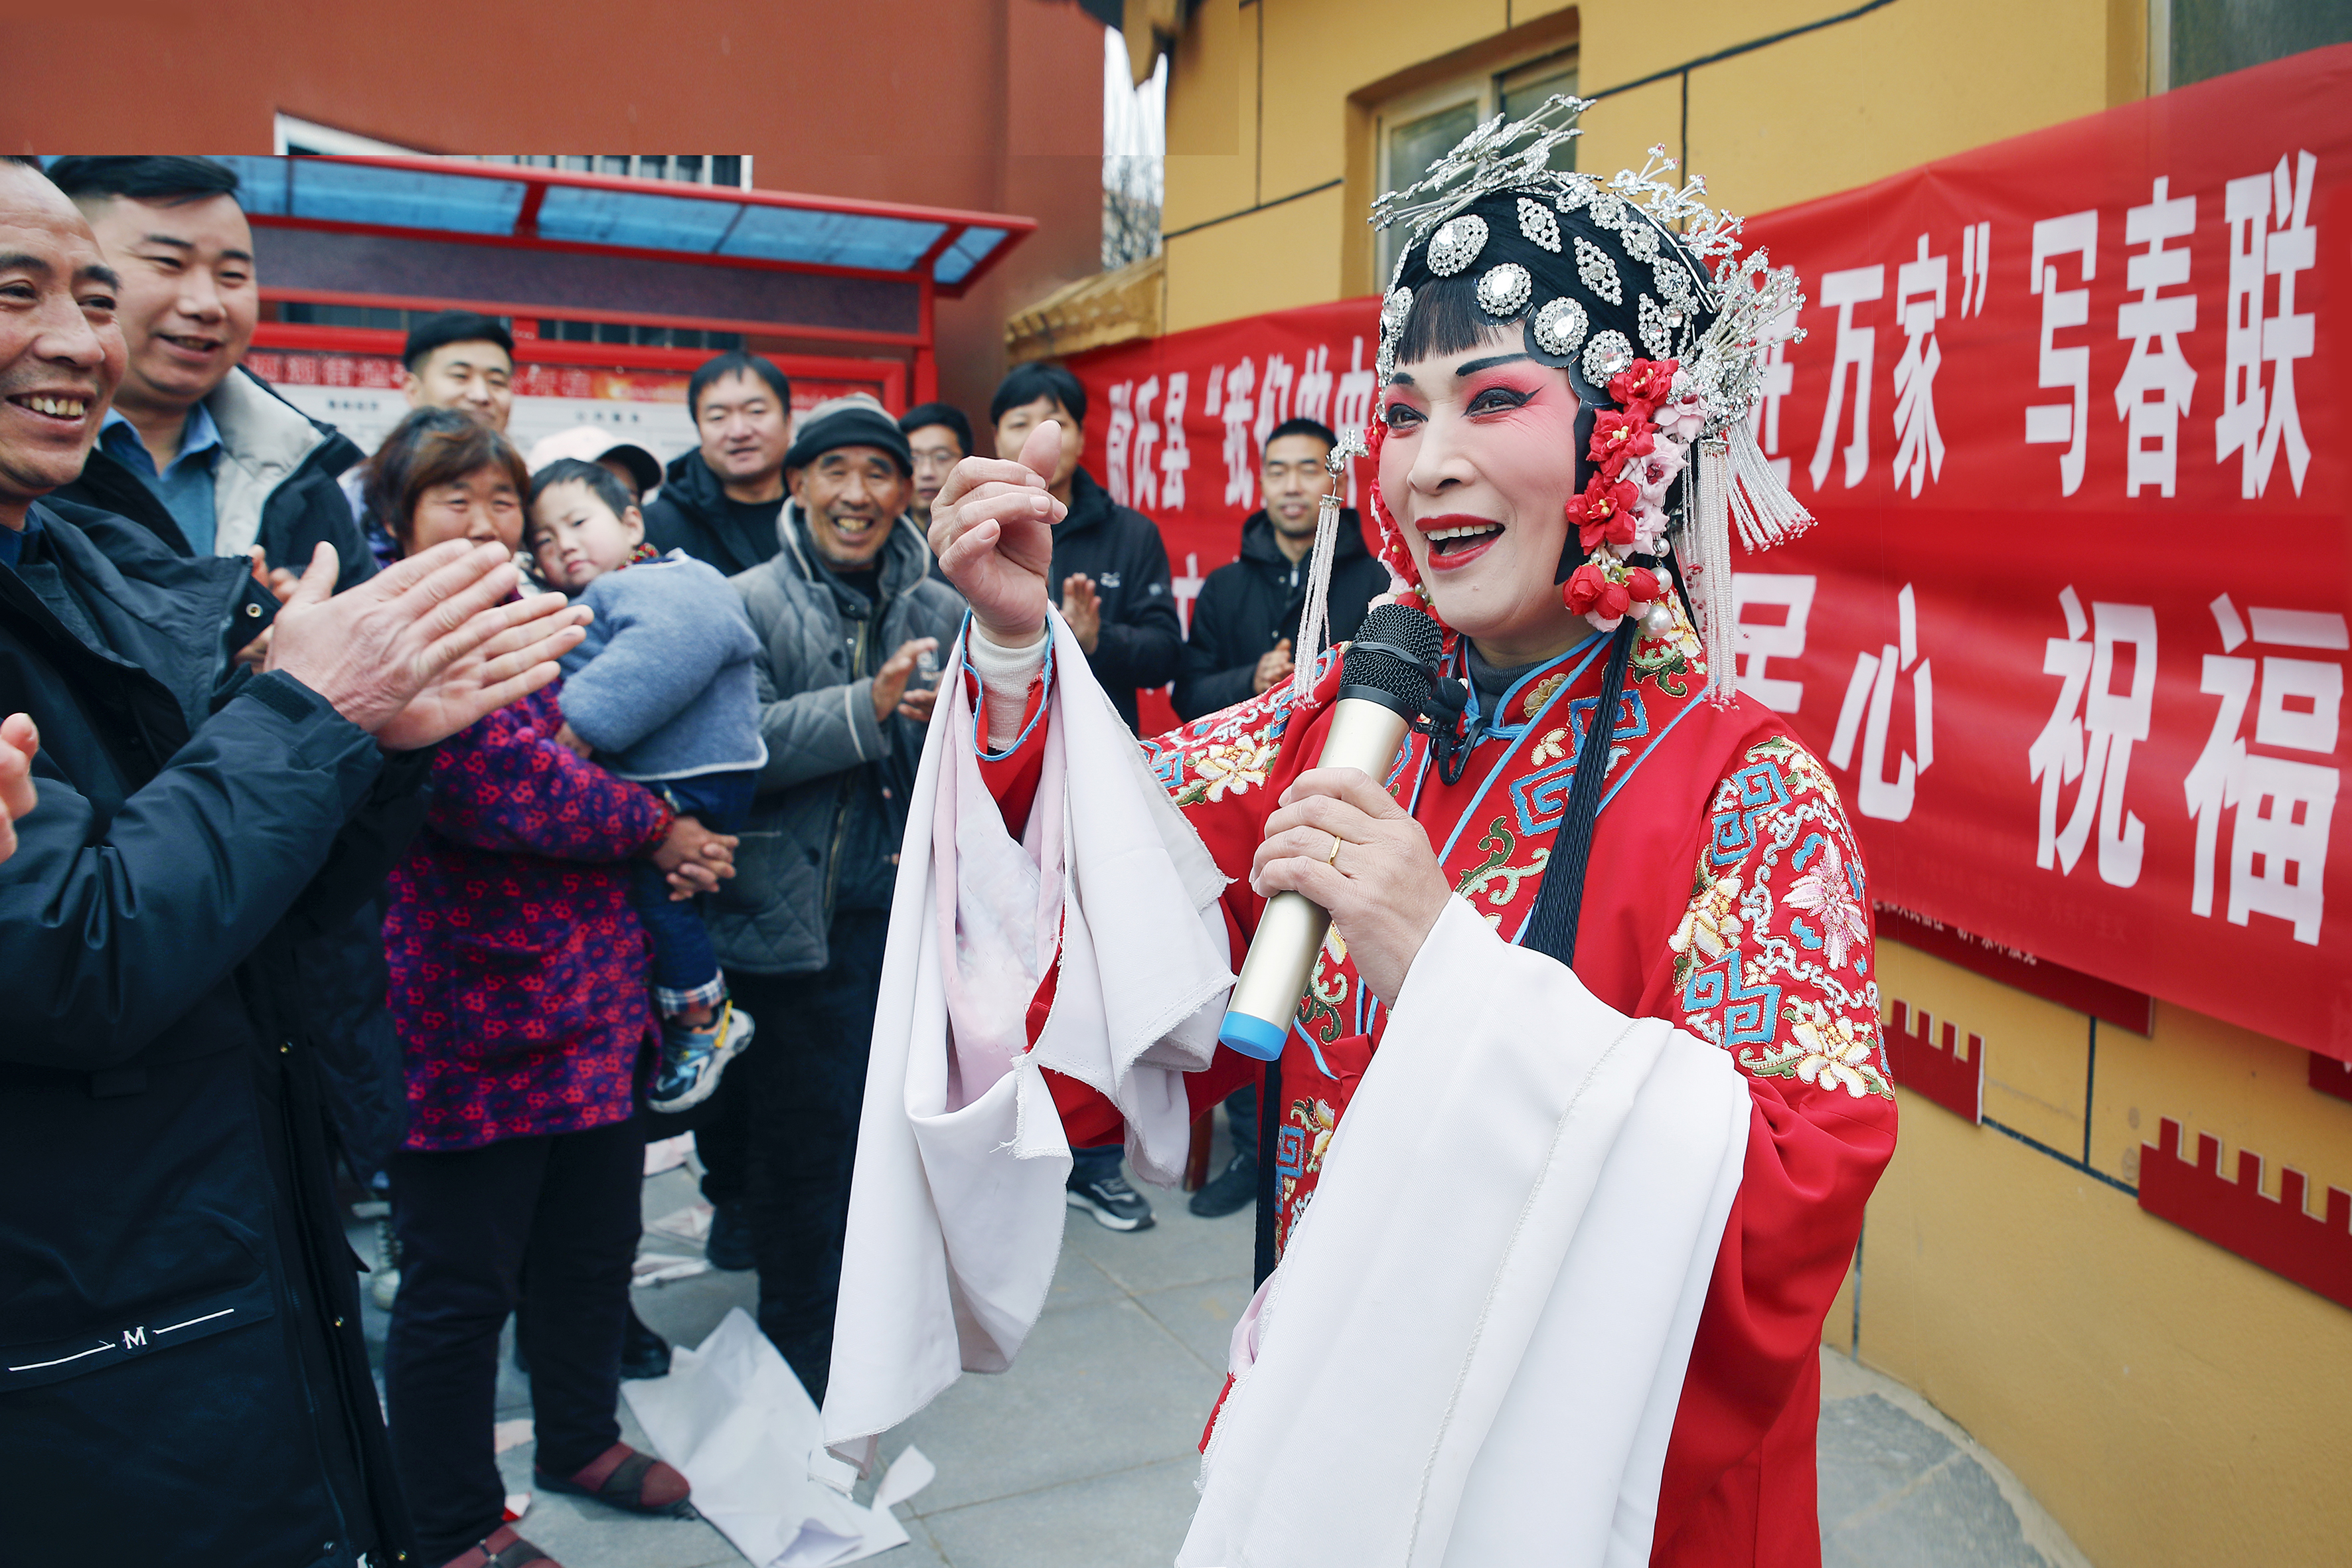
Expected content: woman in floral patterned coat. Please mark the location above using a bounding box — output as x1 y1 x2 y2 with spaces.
906 106 1897 1568
372 412 732 1568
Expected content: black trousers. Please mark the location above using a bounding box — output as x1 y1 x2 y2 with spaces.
732 909 891 1402
694 1062 751 1208
384 1117 642 1563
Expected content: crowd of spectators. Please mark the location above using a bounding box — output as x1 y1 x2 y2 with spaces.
0 152 1379 1568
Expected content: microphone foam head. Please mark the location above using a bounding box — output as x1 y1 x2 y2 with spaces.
1340 601 1444 714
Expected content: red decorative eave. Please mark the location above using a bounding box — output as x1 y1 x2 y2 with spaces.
2138 1119 2352 1312
1884 999 1982 1124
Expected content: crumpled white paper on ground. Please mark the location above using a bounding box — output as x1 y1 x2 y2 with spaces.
622 1308 930 1567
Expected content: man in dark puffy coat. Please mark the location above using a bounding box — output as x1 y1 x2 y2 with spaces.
1174 416 1389 724
0 156 588 1568
710 397 965 1399
45 155 400 1176
988 362 1180 735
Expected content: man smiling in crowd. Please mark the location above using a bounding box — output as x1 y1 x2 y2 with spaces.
898 399 973 516
714 393 965 1399
44 156 373 589
1175 416 1386 720
400 310 515 431
645 349 796 576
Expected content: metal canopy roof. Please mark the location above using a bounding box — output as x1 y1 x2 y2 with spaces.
209 155 1032 295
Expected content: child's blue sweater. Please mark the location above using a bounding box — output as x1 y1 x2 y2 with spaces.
556 550 767 781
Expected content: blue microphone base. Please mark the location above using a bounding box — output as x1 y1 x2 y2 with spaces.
1217 1010 1289 1062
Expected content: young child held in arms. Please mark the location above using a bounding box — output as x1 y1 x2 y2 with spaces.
526 457 767 1111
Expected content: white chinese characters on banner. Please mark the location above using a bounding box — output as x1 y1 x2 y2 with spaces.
1104 382 1135 508
1807 264 1884 492
1889 234 1948 498
2114 178 2198 497
1731 573 1816 713
1828 582 1932 823
1171 550 1206 637
2215 150 2317 499
1329 340 1378 509
1159 372 1191 509
1956 219 1991 320
1214 358 1257 510
2029 588 2155 888
1131 375 1162 510
1747 307 1798 489
1253 353 1296 463
2025 210 2097 496
2186 594 2343 944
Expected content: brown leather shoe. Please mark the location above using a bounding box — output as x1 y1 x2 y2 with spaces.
439 1524 561 1568
534 1440 693 1517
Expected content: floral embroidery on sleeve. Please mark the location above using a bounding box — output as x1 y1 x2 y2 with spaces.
1672 733 1892 1100
1139 647 1339 806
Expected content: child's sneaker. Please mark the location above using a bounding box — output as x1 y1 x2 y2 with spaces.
648 1002 754 1113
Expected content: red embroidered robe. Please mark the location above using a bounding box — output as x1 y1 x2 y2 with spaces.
978 607 1895 1567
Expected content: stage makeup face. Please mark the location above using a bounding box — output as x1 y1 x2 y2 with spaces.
1379 319 1586 666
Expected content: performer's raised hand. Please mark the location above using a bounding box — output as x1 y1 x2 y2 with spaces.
1250 765 1454 1006
929 420 1066 646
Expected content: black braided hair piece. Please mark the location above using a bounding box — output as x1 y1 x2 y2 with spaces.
1518 616 1638 967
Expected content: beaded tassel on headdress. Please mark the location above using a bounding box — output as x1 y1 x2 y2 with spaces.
1289 428 1367 704
1689 435 1740 702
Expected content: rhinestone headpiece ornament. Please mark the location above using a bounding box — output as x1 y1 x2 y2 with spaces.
1366 96 1815 700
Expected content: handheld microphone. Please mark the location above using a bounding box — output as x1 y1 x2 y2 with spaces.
1217 602 1445 1061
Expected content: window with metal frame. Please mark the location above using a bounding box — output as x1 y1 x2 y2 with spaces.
1372 48 1579 285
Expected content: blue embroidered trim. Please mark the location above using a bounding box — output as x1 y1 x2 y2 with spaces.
1289 1016 1336 1080
969 615 1057 762
1680 952 1783 1046
1504 690 1707 946
1472 633 1605 740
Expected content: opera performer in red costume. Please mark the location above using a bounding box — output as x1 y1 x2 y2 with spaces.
822 98 1895 1568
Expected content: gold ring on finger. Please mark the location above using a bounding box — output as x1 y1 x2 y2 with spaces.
1326 832 1345 868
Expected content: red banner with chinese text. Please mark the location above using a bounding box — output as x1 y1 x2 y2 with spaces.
1068 45 2352 1058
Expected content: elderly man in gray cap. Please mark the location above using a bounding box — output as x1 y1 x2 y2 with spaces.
710 394 965 1397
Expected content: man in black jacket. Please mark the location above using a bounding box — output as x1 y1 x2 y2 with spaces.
47 156 406 1182
990 362 1180 735
643 349 796 576
0 158 590 1568
44 157 373 592
1174 418 1389 722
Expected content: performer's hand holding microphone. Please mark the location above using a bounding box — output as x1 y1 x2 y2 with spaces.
1219 601 1446 1061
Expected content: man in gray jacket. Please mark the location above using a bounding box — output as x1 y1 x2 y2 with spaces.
712 396 965 1397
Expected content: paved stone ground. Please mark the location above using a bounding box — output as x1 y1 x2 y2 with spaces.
353 1117 2094 1567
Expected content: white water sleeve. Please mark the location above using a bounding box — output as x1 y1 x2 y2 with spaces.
965 625 1050 750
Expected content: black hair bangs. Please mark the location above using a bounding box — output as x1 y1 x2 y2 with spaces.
1390 273 1516 368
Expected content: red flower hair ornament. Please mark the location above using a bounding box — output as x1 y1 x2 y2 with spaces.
1565 475 1639 552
